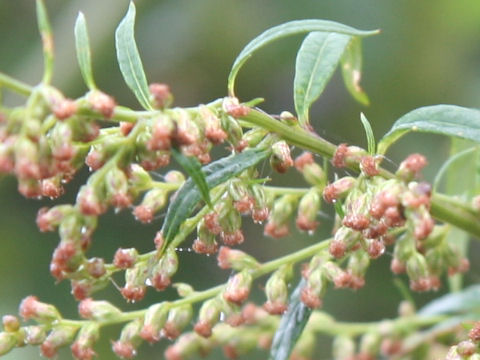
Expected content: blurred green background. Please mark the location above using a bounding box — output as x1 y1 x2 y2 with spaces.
1 0 480 359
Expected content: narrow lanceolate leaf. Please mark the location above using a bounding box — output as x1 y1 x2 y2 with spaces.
74 13 96 90
360 113 375 155
115 2 153 110
294 32 350 126
161 148 271 247
228 20 380 96
269 278 312 360
341 37 370 106
418 284 480 316
171 148 211 207
378 105 480 155
36 0 54 84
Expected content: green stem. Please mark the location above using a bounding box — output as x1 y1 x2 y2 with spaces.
0 72 33 96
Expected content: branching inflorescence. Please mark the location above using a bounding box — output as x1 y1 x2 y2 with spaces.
1 1 480 359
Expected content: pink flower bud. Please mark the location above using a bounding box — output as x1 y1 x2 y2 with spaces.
41 176 65 199
360 155 379 177
163 305 193 340
77 186 107 216
86 257 106 278
217 246 258 270
469 322 480 342
140 304 168 343
147 116 174 151
78 298 121 321
200 105 227 145
19 296 60 323
221 230 245 246
151 249 178 291
263 267 290 315
113 319 142 358
120 122 134 136
396 153 427 181
296 189 321 232
323 177 356 203
222 97 250 118
113 248 138 269
2 315 19 333
24 325 47 345
40 325 78 358
70 323 99 360
87 91 116 118
270 141 293 173
36 205 72 232
105 167 132 209
149 83 173 109
456 340 476 357
223 271 253 305
121 262 148 302
133 188 167 223
172 110 199 146
194 298 221 338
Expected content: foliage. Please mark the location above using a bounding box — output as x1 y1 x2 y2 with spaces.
0 1 480 359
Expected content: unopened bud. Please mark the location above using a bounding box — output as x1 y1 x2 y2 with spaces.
263 265 291 315
270 141 293 173
323 177 356 203
301 267 326 309
24 325 47 345
223 271 253 305
2 316 19 333
149 83 173 109
396 153 427 181
77 185 107 216
113 248 138 269
105 167 131 209
456 340 476 357
264 195 296 238
163 305 193 340
40 324 78 358
112 319 143 359
217 246 258 271
78 298 121 321
165 333 202 360
200 105 228 145
194 298 222 337
193 219 218 254
126 164 152 190
19 296 60 323
140 303 168 343
359 332 381 358
70 323 99 360
406 253 431 292
222 97 250 118
121 262 148 302
133 188 168 223
87 91 116 118
469 321 480 342
86 257 106 278
296 189 321 232
332 144 366 168
147 115 174 151
151 248 178 291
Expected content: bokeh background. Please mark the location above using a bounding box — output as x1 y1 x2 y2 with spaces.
1 0 480 359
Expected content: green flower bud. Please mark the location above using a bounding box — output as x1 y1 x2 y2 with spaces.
0 332 16 356
296 189 321 232
194 298 222 337
332 335 355 360
71 323 100 360
223 271 253 305
140 303 169 343
78 298 121 321
40 324 78 358
163 305 193 340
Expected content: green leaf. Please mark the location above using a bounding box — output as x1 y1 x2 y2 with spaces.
269 278 312 360
360 113 375 155
341 37 370 106
228 20 379 96
171 148 211 207
161 148 270 249
294 32 350 126
115 2 152 110
36 0 54 84
418 284 480 316
378 105 480 155
74 12 96 90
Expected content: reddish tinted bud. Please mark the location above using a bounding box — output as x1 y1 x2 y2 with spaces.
85 148 105 170
147 116 173 151
323 177 356 203
294 152 314 171
18 179 42 198
264 221 289 238
234 196 255 214
409 277 432 292
163 305 193 340
2 315 19 333
204 212 222 235
343 213 370 231
223 97 250 118
114 248 138 269
194 298 221 338
223 345 238 359
390 258 406 274
132 205 154 223
200 105 227 145
140 304 168 343
413 214 434 240
112 341 136 359
360 156 379 176
149 83 173 109
172 110 198 146
36 206 69 232
24 325 47 345
300 287 323 309
470 322 480 343
71 342 96 360
332 143 349 168
139 153 170 171
448 258 470 276
19 296 60 322
52 98 77 120
217 246 258 270
88 91 116 118
40 325 78 359
251 207 269 224
348 274 366 290
221 229 245 246
223 271 252 305
153 231 164 250
383 206 405 227
329 239 347 259
270 141 293 173
120 121 134 136
363 221 388 239
333 271 353 288
456 340 477 357
367 239 385 259
77 186 107 216
164 345 183 360
78 298 121 321
86 257 106 278
192 237 218 255
380 338 403 356
41 177 64 199
396 153 427 181
51 241 80 278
